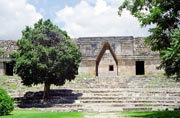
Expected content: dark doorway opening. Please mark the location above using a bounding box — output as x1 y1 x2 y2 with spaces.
136 61 144 75
109 65 114 71
5 62 14 76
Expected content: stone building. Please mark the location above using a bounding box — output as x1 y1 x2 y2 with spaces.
76 36 163 76
0 36 163 76
0 40 18 75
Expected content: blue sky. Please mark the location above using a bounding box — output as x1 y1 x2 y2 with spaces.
27 0 80 20
0 0 151 40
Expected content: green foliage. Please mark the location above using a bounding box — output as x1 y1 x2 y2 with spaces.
119 0 180 79
160 27 180 79
11 19 81 99
0 88 14 116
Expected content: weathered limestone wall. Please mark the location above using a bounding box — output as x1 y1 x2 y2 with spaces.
118 58 163 76
78 60 96 75
0 40 18 57
118 59 135 76
145 59 164 74
77 36 163 76
77 36 134 58
98 50 117 77
0 62 5 75
134 37 158 56
121 41 134 56
0 37 163 76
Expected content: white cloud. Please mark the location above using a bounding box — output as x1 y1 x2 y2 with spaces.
55 0 151 38
0 0 42 40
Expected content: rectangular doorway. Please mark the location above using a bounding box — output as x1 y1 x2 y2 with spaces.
136 61 144 75
5 62 14 76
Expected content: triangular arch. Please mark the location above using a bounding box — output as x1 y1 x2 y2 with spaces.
96 41 118 76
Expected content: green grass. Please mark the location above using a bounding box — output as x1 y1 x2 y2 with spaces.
0 110 84 118
76 74 95 79
144 74 166 78
122 111 180 118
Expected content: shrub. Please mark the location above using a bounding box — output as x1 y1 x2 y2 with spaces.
0 88 14 116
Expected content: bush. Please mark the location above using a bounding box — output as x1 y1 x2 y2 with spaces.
0 88 14 116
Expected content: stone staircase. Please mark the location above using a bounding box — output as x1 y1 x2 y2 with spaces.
14 76 180 112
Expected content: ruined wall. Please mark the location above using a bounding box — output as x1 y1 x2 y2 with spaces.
119 58 163 76
77 36 135 76
0 40 18 76
78 60 96 75
118 59 135 76
0 40 18 57
98 50 117 77
145 59 164 74
77 36 163 76
0 37 163 76
0 62 4 75
134 37 159 56
77 36 134 58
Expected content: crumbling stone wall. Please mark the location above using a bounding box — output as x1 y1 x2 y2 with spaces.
0 40 18 57
134 37 158 56
77 36 134 58
0 40 18 75
77 36 163 76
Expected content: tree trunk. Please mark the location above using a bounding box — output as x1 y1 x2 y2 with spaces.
43 82 51 100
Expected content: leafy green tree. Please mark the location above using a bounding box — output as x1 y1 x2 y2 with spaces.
12 19 81 99
160 28 180 79
0 88 14 116
119 0 180 79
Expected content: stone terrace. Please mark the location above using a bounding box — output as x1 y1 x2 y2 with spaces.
8 76 180 113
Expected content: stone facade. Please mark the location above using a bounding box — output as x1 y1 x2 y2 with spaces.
76 36 163 76
0 40 17 75
0 37 163 76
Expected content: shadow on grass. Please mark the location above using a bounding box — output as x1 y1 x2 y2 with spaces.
15 89 82 108
123 111 180 118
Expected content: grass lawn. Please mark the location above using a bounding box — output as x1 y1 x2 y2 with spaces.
122 111 180 118
0 110 84 118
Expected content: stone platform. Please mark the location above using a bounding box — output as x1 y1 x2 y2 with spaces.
12 76 180 113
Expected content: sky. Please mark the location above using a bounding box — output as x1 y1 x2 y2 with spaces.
0 0 152 40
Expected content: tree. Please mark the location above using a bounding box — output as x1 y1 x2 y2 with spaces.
12 19 81 99
119 0 180 79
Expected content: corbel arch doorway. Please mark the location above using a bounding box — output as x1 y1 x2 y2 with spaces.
96 41 118 77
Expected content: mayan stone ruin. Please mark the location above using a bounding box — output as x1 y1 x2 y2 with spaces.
0 36 163 76
76 36 163 76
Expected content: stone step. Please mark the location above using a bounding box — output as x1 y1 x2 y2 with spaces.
15 102 178 109
78 96 180 100
123 107 152 111
11 88 180 96
83 102 178 107
74 89 180 93
79 100 178 103
12 86 180 113
15 96 180 102
15 104 153 112
82 93 179 97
